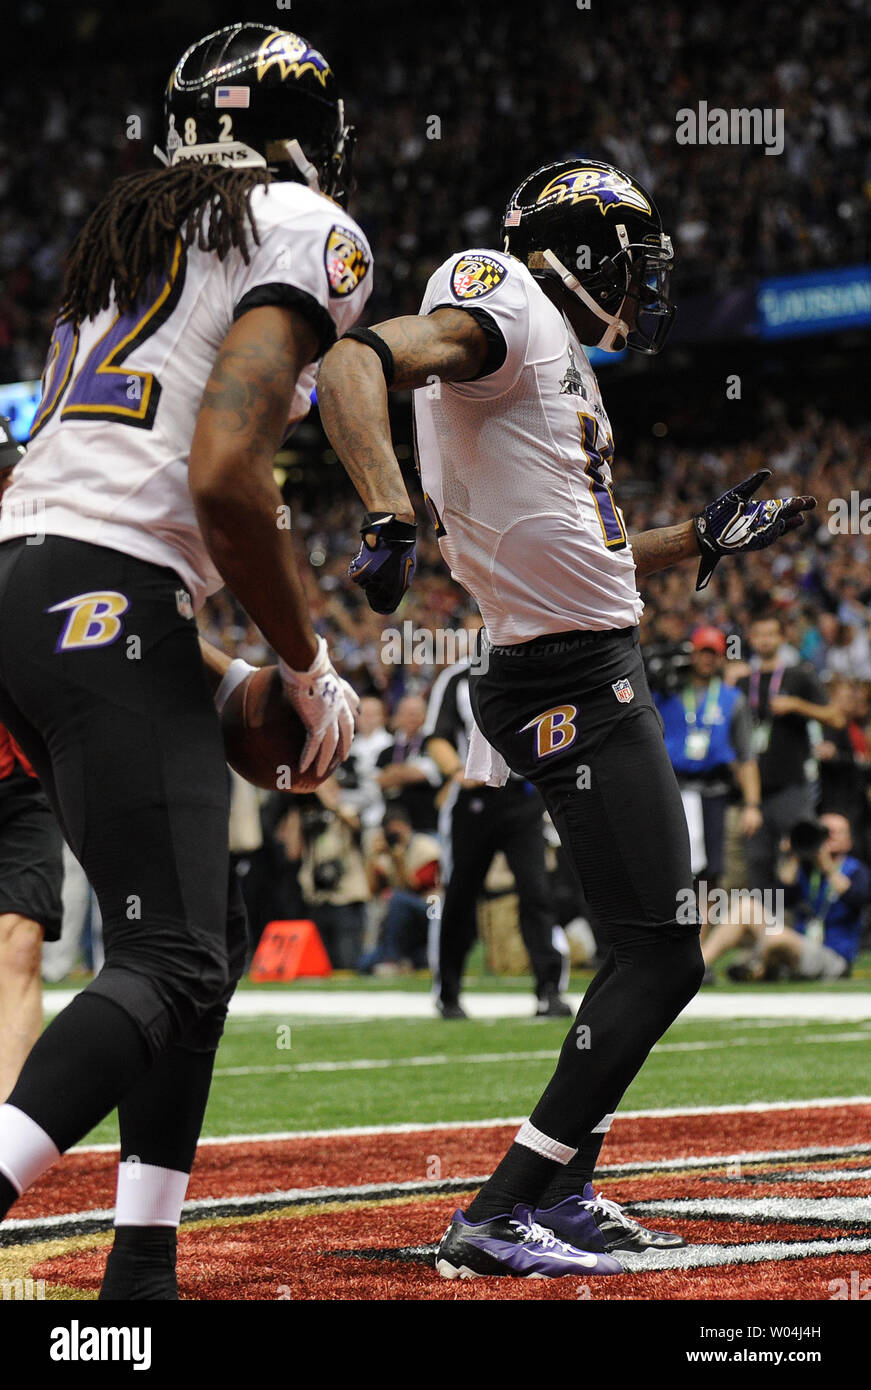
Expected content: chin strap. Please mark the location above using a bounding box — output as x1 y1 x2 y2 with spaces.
280 139 321 193
541 249 629 352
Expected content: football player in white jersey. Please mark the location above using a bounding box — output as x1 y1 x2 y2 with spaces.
0 24 370 1299
319 159 816 1278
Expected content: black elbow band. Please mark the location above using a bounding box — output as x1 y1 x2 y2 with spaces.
341 326 395 388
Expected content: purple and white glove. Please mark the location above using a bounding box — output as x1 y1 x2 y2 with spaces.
279 637 360 777
349 511 417 614
693 470 816 591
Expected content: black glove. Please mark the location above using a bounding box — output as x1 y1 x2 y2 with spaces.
693 470 816 591
349 512 418 614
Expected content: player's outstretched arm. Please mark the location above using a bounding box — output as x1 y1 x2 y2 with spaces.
630 520 699 579
318 310 488 613
631 471 816 587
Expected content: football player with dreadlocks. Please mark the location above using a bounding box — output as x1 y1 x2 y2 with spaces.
0 23 369 1298
319 160 816 1278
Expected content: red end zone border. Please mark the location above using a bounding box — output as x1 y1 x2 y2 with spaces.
3 1101 871 1300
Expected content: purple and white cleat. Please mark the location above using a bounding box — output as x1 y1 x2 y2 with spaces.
534 1183 686 1254
435 1203 624 1279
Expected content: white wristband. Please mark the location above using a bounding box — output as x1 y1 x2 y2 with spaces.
278 636 328 689
214 659 256 715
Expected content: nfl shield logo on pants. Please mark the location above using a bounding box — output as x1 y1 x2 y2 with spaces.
612 678 634 704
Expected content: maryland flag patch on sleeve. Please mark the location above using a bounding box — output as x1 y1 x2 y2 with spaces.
450 254 507 301
324 225 371 298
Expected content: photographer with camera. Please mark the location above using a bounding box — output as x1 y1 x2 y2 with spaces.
296 779 370 970
738 614 846 891
729 814 870 981
358 806 441 975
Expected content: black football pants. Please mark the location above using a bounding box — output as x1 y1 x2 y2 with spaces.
0 536 247 1061
470 625 704 1146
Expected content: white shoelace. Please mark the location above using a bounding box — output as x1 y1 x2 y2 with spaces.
581 1190 638 1230
510 1217 576 1252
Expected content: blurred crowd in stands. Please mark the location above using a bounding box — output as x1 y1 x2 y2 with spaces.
2 0 870 380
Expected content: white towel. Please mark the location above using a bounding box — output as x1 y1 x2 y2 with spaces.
680 787 707 877
465 721 511 787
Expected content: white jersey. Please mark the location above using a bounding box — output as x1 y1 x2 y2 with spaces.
413 249 643 644
0 182 372 610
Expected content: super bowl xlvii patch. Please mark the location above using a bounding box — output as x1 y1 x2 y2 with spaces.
612 678 634 704
450 254 507 301
324 226 371 298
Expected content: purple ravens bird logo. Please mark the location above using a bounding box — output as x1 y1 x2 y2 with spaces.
537 167 651 216
256 31 331 87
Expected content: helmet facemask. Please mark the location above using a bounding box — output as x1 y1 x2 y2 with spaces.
537 227 674 354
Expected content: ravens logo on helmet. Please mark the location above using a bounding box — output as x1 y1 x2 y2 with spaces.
162 23 354 204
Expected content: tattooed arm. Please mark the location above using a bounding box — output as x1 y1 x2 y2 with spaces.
189 305 320 669
630 521 699 579
317 309 489 520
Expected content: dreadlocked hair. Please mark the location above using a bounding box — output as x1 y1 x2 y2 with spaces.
60 164 276 324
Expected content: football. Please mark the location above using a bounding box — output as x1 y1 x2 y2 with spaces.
220 664 321 793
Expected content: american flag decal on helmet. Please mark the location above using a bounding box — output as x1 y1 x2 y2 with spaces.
612 678 634 704
215 87 251 108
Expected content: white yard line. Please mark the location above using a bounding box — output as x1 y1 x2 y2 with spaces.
43 987 871 1021
211 1031 871 1078
618 1233 871 1272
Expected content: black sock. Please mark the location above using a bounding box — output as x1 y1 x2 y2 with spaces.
0 1172 18 1220
537 1130 607 1208
7 992 151 1152
464 1143 562 1223
99 1227 178 1301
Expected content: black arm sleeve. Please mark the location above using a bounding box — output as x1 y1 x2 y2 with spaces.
429 304 507 380
233 283 336 361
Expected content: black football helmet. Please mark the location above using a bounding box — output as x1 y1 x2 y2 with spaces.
502 160 675 353
160 23 353 203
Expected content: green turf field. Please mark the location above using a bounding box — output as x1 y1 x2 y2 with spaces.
75 991 871 1148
